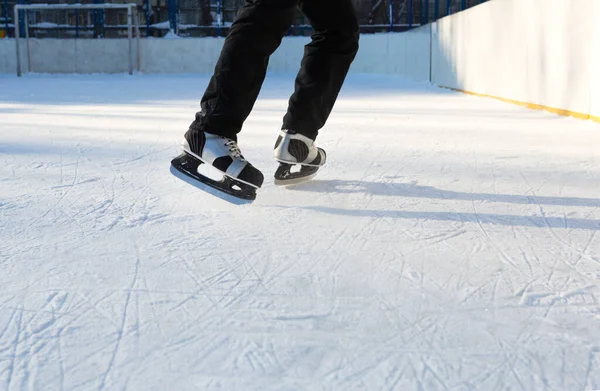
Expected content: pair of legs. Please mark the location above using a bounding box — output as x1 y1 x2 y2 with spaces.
188 0 360 142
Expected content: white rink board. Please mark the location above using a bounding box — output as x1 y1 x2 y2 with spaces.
0 32 431 81
141 36 314 74
0 38 131 74
590 1 600 119
0 39 19 74
348 27 431 81
431 0 599 118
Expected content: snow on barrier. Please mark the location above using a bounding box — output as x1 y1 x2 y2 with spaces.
431 0 600 122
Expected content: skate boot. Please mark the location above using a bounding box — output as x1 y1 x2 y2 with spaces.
273 129 326 185
171 129 264 200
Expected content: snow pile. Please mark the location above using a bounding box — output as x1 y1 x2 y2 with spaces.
163 29 182 39
149 21 170 29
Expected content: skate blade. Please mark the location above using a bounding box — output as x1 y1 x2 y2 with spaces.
273 162 320 186
274 173 318 186
170 153 256 203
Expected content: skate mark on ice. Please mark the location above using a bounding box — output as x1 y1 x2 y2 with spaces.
573 230 598 267
273 312 332 322
4 306 23 391
17 148 82 237
520 171 600 264
517 284 597 307
26 292 68 336
113 146 172 166
51 177 101 189
582 347 600 391
122 212 170 228
469 161 518 270
98 248 141 390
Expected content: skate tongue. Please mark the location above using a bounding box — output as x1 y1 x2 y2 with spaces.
224 140 244 160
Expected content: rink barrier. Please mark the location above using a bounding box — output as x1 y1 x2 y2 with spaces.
440 87 600 124
430 0 600 125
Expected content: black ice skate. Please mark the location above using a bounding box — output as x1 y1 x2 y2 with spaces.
171 130 264 201
273 130 326 185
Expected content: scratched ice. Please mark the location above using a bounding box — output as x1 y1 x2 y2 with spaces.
1 73 599 390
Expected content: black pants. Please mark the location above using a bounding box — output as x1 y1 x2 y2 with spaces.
190 0 360 141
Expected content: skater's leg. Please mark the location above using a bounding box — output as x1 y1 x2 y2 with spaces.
282 0 359 140
190 0 297 141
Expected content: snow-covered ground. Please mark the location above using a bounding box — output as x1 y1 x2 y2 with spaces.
1 73 600 390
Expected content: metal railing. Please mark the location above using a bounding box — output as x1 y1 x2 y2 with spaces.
14 3 140 76
1 0 489 39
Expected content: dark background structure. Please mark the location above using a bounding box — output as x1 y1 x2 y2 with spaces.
1 0 489 39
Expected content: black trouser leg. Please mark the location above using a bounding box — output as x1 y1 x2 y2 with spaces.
282 0 360 140
191 0 297 141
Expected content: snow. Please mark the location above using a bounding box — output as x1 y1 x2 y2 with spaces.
163 29 180 39
1 72 599 390
150 21 171 29
151 21 233 30
30 22 64 29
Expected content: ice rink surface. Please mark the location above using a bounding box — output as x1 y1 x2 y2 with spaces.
1 73 600 390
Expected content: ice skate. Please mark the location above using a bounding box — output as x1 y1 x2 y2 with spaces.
171 129 264 200
273 129 326 185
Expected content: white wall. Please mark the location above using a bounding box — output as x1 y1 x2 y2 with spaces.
590 2 600 119
141 37 223 74
432 0 600 119
0 38 131 74
348 26 431 81
140 36 313 74
0 39 17 74
0 30 432 82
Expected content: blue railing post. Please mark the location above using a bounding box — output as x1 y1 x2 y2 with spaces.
176 0 180 33
424 0 429 24
145 0 150 37
18 0 25 38
167 0 175 33
216 0 221 37
166 0 170 30
434 0 439 20
75 8 79 38
461 0 466 10
389 0 393 32
93 0 104 38
3 0 8 37
446 0 451 16
408 0 412 29
100 1 105 38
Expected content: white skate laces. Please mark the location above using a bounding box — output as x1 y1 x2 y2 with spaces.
224 139 245 161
